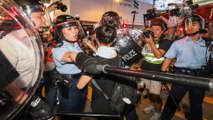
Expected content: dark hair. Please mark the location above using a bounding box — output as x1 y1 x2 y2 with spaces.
95 25 116 44
151 18 168 31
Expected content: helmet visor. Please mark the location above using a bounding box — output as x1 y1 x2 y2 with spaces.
56 20 86 40
21 4 52 32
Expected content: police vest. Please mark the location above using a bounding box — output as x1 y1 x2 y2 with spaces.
142 41 165 64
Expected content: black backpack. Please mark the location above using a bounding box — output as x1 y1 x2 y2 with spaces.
110 78 141 113
92 76 141 113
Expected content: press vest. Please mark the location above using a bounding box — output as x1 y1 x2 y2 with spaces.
142 41 165 64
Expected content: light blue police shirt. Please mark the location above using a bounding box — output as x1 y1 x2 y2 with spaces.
52 41 82 74
165 36 211 69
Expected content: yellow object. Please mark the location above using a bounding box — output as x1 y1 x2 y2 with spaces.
42 86 45 97
87 83 93 101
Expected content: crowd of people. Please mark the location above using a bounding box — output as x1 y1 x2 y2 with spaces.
0 0 212 120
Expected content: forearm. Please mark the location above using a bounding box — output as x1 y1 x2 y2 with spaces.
161 58 172 71
149 42 165 58
77 75 92 89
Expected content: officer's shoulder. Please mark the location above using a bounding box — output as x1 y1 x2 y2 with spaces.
173 37 188 43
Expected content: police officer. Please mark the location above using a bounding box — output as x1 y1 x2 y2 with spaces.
161 14 211 120
12 0 53 119
13 0 50 32
47 15 90 120
0 0 53 119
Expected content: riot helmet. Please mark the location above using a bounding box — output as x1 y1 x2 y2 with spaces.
95 25 117 45
100 11 121 29
13 0 51 32
52 14 86 43
184 14 205 36
0 0 44 119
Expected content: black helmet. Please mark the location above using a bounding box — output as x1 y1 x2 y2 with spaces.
100 11 121 29
13 0 42 5
53 15 76 26
13 0 45 14
52 15 85 42
95 25 116 44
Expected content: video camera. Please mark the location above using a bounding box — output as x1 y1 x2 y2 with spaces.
55 1 67 12
144 8 161 20
143 8 167 28
168 1 199 17
47 1 67 13
143 0 199 28
142 30 154 39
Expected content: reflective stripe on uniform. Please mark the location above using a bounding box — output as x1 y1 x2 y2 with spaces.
144 55 165 64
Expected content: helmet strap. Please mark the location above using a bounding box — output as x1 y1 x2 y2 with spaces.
186 30 200 36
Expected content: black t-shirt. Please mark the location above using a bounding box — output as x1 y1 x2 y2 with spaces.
141 37 171 71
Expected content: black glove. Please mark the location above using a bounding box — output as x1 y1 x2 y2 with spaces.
75 52 102 74
29 96 54 120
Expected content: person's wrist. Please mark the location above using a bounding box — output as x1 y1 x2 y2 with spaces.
160 69 167 73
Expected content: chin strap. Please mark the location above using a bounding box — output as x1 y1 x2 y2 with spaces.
186 30 200 36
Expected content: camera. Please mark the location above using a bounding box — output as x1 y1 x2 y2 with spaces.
142 30 154 38
56 1 67 12
168 0 199 17
144 8 161 20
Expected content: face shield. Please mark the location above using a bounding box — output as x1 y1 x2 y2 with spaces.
114 28 143 66
184 15 205 35
20 4 52 32
167 3 185 27
0 0 44 119
54 19 86 42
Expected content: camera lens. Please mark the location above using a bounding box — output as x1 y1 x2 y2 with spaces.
60 5 67 12
169 8 180 16
143 30 154 38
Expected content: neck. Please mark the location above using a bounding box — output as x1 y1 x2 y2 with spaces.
68 41 75 46
99 43 111 48
189 33 200 42
154 35 164 41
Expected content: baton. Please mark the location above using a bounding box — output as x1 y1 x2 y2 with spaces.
97 65 213 91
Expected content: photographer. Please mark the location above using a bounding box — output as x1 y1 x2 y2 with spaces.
141 18 171 120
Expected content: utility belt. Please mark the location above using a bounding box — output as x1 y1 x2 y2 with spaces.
51 69 81 99
52 68 81 82
60 73 82 81
174 66 207 77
